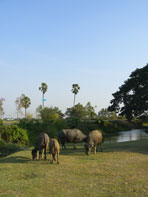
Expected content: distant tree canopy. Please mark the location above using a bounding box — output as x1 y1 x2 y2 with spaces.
65 102 98 129
66 103 86 121
108 64 148 121
98 108 117 120
39 106 64 122
85 102 98 120
20 94 31 118
0 100 4 117
65 102 97 121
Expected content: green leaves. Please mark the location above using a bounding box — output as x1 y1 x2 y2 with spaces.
65 102 98 128
19 94 31 118
39 82 48 95
39 106 64 123
20 95 31 109
109 64 148 121
71 84 80 95
0 124 29 145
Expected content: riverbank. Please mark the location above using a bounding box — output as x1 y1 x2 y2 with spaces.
0 140 148 196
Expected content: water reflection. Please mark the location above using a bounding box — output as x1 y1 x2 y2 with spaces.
104 129 148 143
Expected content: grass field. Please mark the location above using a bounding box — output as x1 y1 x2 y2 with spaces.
0 140 148 197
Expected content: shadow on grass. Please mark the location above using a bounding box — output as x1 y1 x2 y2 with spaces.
60 147 86 156
0 156 31 163
0 140 147 164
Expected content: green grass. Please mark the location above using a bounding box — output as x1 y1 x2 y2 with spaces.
0 140 24 157
0 140 148 197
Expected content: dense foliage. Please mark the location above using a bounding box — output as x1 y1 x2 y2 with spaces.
109 64 148 121
18 115 66 145
39 106 64 122
65 102 98 129
0 120 29 145
20 94 31 118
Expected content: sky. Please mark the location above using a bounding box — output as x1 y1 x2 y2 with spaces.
0 0 148 118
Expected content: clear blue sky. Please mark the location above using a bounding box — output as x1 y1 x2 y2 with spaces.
0 0 148 118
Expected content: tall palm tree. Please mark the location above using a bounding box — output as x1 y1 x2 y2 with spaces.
20 94 31 118
71 84 80 106
39 83 48 108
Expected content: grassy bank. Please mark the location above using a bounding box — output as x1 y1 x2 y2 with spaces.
0 140 24 157
0 140 148 196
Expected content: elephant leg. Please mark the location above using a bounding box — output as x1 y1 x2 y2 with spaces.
94 146 96 154
100 143 103 152
39 149 42 160
44 147 47 160
57 151 59 164
50 154 53 164
63 142 66 150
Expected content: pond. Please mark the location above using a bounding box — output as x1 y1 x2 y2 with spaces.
104 129 148 143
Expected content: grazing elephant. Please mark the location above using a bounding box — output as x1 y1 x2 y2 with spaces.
49 139 60 164
58 129 86 150
84 130 103 155
32 133 50 160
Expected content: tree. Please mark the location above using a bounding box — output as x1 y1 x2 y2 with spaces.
15 97 23 119
98 108 117 120
20 94 31 118
39 83 48 108
71 84 80 106
0 100 4 118
36 105 43 119
65 103 86 128
39 106 64 123
85 102 98 120
26 113 33 120
108 64 148 121
65 103 86 120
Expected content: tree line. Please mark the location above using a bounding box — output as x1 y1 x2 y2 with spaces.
1 64 148 123
8 83 80 119
2 62 148 146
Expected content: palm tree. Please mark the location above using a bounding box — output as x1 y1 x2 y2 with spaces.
71 84 80 106
20 94 31 118
15 96 23 119
39 83 48 108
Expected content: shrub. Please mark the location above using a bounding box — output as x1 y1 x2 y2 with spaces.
0 124 29 145
18 118 66 145
8 125 29 145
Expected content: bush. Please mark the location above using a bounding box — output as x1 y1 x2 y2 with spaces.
18 118 67 145
0 124 29 145
97 119 134 134
8 125 29 145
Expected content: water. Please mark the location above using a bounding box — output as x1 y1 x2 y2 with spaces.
104 129 148 143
